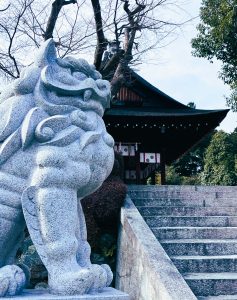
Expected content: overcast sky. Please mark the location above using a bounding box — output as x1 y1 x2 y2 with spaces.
138 0 236 133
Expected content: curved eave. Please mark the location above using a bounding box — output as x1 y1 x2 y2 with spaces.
104 108 229 163
130 70 188 109
105 107 229 119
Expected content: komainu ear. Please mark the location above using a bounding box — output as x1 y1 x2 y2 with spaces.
34 38 57 68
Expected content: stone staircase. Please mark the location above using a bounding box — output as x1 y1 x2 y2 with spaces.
128 185 237 299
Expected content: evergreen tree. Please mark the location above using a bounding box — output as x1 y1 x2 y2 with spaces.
191 0 237 111
201 130 237 185
173 131 215 177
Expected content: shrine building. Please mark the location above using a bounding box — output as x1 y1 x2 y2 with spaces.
103 70 229 185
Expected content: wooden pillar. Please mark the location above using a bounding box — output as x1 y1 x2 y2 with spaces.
135 150 141 185
160 149 166 185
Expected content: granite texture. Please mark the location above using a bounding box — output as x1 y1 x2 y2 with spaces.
116 195 197 300
3 288 129 300
0 39 115 296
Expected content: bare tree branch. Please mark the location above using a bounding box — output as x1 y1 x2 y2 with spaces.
91 0 108 69
43 0 77 40
0 4 10 12
0 0 191 91
28 3 46 38
109 0 146 95
0 0 35 78
113 0 120 50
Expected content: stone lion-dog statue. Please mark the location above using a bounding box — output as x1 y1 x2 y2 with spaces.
0 39 115 296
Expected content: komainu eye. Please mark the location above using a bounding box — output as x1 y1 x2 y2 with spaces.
73 72 88 81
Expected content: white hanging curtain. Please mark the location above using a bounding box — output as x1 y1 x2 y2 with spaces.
140 153 160 163
114 143 136 156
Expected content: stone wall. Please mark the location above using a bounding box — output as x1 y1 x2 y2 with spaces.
115 195 197 300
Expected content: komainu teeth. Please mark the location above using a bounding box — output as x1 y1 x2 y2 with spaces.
84 90 92 101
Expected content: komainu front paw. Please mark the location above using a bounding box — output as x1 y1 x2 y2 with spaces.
49 268 94 295
89 263 113 293
0 265 26 297
49 264 113 296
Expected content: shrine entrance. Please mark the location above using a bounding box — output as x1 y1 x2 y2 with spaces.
103 69 229 185
114 142 166 185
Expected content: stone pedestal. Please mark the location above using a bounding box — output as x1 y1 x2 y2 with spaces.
3 288 130 300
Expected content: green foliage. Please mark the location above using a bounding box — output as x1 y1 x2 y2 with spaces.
173 152 203 177
181 175 201 185
143 133 214 186
166 165 201 185
99 233 117 257
226 88 237 111
229 126 237 153
17 235 47 288
172 131 215 177
166 166 183 185
192 0 237 110
201 130 237 185
146 177 152 185
167 129 237 186
91 232 117 285
168 105 214 184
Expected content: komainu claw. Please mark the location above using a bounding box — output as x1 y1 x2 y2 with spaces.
0 265 26 297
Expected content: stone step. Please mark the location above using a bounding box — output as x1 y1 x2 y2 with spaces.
133 197 237 207
128 184 237 192
160 239 237 256
129 191 237 200
129 192 205 199
128 185 237 198
171 255 237 273
133 197 204 207
144 216 237 227
138 206 237 217
183 272 237 296
152 227 237 240
129 184 237 195
198 295 237 299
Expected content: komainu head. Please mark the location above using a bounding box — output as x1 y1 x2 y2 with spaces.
0 39 112 165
